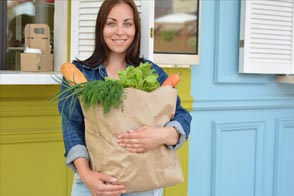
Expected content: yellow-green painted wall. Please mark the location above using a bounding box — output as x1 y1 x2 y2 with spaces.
0 85 72 196
0 68 192 196
163 68 193 196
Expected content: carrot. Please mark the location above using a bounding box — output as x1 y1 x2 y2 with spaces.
61 62 88 85
161 73 181 87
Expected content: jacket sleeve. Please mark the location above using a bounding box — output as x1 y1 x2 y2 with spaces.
58 78 89 171
150 61 192 150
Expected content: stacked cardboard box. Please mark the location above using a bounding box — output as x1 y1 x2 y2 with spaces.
21 24 53 72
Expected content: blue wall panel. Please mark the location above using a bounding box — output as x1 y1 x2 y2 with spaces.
212 121 264 196
274 119 294 196
188 0 294 196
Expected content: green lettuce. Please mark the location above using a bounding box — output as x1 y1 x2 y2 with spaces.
118 62 160 92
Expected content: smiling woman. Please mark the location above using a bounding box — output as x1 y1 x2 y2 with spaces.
57 1 192 196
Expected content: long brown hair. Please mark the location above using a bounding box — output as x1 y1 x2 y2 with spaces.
77 0 143 67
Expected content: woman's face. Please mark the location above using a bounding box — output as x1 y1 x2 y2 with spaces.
103 3 136 55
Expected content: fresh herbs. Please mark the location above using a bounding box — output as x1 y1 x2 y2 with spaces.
80 78 124 115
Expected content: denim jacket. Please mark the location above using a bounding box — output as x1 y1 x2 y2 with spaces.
58 60 192 171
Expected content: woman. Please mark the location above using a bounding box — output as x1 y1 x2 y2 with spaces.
58 0 192 195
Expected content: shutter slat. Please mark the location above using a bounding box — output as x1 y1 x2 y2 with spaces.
252 1 293 7
80 8 99 14
251 23 292 31
79 33 95 39
251 43 292 50
252 3 293 13
250 53 291 60
80 15 97 21
251 38 291 45
251 48 291 55
251 33 291 41
250 58 290 63
79 27 95 33
80 2 102 8
251 14 292 22
251 29 292 36
251 18 292 27
80 21 96 27
252 8 293 18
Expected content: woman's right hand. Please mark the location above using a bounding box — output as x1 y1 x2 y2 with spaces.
82 170 126 196
74 158 126 196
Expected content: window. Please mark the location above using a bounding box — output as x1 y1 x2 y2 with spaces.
1 0 55 71
1 0 67 84
153 0 200 66
239 0 294 74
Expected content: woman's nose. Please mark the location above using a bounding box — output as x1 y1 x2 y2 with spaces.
116 25 124 35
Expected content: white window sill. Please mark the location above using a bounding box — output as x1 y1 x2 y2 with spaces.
0 71 62 85
0 64 192 85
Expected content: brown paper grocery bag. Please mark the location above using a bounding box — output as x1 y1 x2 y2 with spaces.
82 86 184 193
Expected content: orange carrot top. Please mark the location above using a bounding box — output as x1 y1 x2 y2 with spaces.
161 73 181 87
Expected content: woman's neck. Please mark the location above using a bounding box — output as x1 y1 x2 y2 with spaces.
105 53 126 79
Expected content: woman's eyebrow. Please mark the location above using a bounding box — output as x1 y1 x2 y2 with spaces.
124 18 134 22
106 18 117 21
106 18 133 22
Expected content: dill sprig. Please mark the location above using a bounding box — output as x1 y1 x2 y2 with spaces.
80 78 125 115
51 76 125 116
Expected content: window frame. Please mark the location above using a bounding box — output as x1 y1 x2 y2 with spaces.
1 0 7 70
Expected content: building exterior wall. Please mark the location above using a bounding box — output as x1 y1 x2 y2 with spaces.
188 1 294 196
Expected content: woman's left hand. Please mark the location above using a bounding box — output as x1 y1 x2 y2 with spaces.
117 126 179 153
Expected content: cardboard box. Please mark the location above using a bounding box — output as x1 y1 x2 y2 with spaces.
20 53 53 72
21 24 53 72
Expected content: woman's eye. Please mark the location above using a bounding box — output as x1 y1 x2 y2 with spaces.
106 22 116 27
124 23 133 27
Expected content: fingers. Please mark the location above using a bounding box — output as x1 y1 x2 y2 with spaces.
98 183 125 192
96 173 118 184
117 127 155 153
94 173 126 195
117 130 144 150
117 138 146 153
92 184 125 196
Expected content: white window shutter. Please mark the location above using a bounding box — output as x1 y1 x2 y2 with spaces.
71 0 151 62
239 0 294 74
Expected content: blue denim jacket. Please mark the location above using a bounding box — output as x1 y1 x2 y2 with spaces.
58 60 192 171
